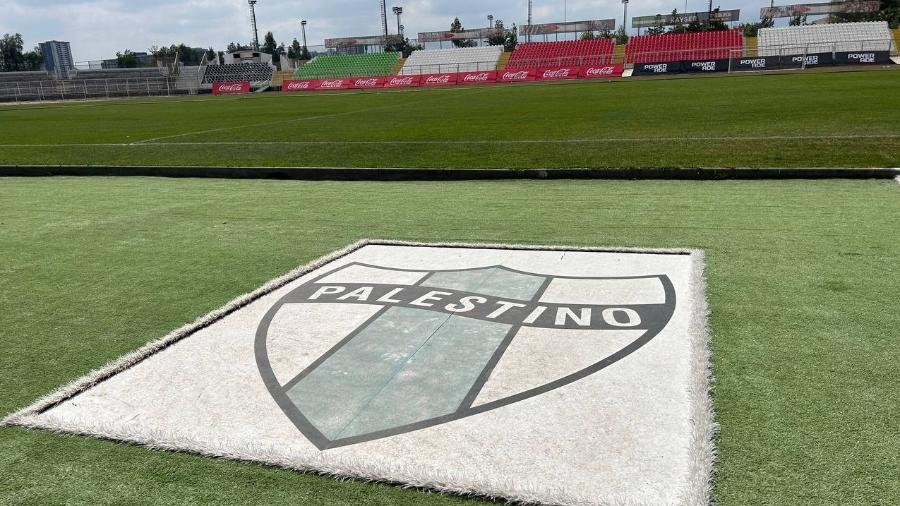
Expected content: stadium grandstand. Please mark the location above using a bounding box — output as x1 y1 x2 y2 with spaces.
625 29 743 63
400 46 503 75
758 21 895 55
73 67 168 80
506 40 615 68
295 52 399 78
202 63 273 84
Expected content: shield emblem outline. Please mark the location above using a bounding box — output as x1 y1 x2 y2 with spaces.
255 261 676 450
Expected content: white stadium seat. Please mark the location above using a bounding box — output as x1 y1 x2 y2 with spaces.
400 46 503 75
758 22 894 56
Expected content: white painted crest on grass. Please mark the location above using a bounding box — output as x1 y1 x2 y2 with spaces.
7 242 713 506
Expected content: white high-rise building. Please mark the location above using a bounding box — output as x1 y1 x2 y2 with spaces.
39 40 74 79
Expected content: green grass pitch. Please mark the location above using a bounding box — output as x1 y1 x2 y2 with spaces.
1 69 899 505
0 70 898 169
1 177 898 504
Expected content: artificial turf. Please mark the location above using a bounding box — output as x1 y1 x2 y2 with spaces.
0 70 898 169
1 177 898 505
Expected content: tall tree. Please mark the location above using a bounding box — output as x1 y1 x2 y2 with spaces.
0 33 25 72
261 31 284 64
116 50 139 68
450 18 476 48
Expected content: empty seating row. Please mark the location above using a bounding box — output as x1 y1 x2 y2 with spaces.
625 29 744 63
400 46 503 75
74 68 168 80
0 71 55 83
202 63 273 84
295 52 400 78
758 22 893 55
507 40 615 68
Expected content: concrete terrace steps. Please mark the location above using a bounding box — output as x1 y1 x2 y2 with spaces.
390 57 406 76
496 52 511 71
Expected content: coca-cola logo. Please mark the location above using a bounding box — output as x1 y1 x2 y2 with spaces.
284 81 312 90
217 83 246 92
463 73 490 82
320 80 345 88
542 69 570 78
425 75 451 84
354 79 379 87
502 71 530 80
388 77 414 86
585 67 615 76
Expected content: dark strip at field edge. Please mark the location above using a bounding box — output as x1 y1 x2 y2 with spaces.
1 165 898 181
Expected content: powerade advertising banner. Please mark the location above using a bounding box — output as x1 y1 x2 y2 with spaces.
780 52 834 68
212 81 250 94
834 51 891 65
684 59 730 72
731 56 782 71
632 62 677 75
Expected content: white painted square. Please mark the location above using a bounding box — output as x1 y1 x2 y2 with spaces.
4 241 714 506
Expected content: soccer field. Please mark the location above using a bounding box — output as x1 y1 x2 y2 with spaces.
1 177 898 504
0 70 898 169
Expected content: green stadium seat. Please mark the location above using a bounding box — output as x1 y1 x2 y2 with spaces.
294 52 400 79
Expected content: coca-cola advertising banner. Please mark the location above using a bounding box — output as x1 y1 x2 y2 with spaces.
384 75 421 88
458 71 497 85
282 80 319 92
212 81 250 94
537 67 580 80
499 69 537 82
420 73 459 86
315 78 353 90
350 77 387 89
580 65 625 78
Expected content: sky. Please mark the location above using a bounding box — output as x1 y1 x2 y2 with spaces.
2 0 774 62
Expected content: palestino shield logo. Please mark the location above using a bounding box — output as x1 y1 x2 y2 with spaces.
255 259 676 450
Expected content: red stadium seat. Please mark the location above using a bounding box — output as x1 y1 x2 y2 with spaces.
625 29 743 64
505 40 615 69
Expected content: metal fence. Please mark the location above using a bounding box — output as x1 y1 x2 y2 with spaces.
0 77 190 103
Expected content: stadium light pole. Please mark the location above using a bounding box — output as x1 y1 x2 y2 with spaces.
527 0 533 42
622 0 629 35
248 0 260 51
393 7 403 36
487 15 493 46
300 20 308 53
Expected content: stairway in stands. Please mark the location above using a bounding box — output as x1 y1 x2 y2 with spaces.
496 52 510 70
390 58 406 75
612 44 626 64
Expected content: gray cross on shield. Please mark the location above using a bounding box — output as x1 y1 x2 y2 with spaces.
255 262 675 450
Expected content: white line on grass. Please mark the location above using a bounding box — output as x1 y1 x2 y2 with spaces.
1 134 898 148
133 87 493 144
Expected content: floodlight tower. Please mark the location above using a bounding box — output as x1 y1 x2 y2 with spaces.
301 19 308 51
527 0 533 42
393 7 403 35
622 0 629 35
380 0 389 40
249 0 260 50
